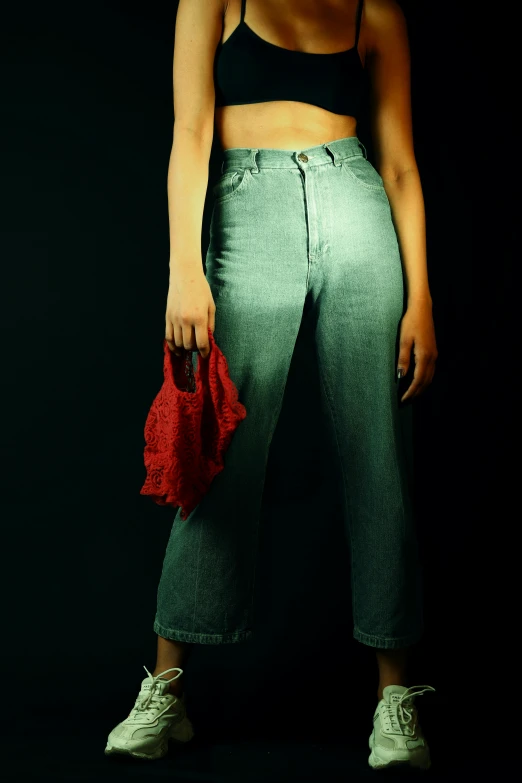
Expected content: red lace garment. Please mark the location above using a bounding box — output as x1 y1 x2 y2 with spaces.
140 328 247 520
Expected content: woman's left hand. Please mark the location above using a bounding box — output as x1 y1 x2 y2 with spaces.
397 302 438 402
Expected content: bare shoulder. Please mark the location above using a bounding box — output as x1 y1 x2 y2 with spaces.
362 0 408 57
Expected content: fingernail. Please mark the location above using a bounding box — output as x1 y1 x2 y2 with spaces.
397 369 403 380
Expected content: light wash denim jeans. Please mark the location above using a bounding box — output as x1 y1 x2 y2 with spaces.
154 135 423 649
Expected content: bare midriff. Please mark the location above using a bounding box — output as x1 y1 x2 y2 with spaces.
214 0 368 152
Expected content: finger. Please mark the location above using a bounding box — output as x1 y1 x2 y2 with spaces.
417 361 437 395
208 308 216 336
397 364 409 382
424 364 436 390
401 358 430 402
173 324 184 356
405 363 435 400
410 373 433 400
182 324 197 352
397 341 413 380
408 380 427 401
402 376 426 401
164 321 174 352
195 323 210 359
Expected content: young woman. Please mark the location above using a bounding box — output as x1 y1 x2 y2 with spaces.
105 0 438 770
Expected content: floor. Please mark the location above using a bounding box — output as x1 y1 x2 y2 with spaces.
3 702 472 782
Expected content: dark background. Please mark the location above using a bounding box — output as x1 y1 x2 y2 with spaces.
1 1 488 780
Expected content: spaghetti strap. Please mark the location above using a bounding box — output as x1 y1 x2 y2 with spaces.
240 0 246 24
354 0 364 49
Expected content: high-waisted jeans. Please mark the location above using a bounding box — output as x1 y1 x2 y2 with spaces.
154 135 423 649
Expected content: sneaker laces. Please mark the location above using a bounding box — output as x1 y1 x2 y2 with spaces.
132 665 181 715
380 685 436 736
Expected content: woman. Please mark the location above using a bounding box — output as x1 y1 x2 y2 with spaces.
105 0 438 770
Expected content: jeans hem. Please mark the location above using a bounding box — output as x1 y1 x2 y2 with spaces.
353 625 423 650
153 619 252 645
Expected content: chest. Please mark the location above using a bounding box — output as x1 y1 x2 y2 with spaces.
221 0 368 65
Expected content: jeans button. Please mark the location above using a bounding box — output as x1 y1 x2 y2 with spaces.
298 153 308 162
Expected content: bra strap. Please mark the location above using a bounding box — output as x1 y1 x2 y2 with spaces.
240 0 246 24
354 0 364 48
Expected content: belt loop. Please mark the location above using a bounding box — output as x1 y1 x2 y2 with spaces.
220 160 225 174
323 142 340 167
358 141 368 160
250 148 259 173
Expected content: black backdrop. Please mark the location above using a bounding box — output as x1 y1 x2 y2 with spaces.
1 1 490 779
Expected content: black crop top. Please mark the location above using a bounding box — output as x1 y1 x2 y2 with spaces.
214 0 366 118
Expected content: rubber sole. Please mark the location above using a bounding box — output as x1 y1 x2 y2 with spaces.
368 732 431 770
104 715 195 761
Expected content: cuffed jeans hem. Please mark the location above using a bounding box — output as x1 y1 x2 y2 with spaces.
353 625 423 650
153 619 253 645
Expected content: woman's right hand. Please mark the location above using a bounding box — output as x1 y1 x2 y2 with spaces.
165 266 216 359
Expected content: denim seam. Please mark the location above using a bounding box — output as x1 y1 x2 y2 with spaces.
192 513 204 634
340 160 386 192
213 167 253 206
153 619 253 645
315 360 358 624
393 400 407 545
353 625 423 649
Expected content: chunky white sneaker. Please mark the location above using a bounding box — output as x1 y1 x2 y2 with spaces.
104 666 194 760
368 684 435 770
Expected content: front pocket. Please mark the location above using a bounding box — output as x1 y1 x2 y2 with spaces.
212 167 253 204
340 157 386 191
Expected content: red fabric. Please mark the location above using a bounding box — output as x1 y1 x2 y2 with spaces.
140 327 247 520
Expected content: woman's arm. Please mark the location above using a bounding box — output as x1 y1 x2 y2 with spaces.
364 0 437 400
365 0 432 307
168 0 224 277
382 169 431 308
